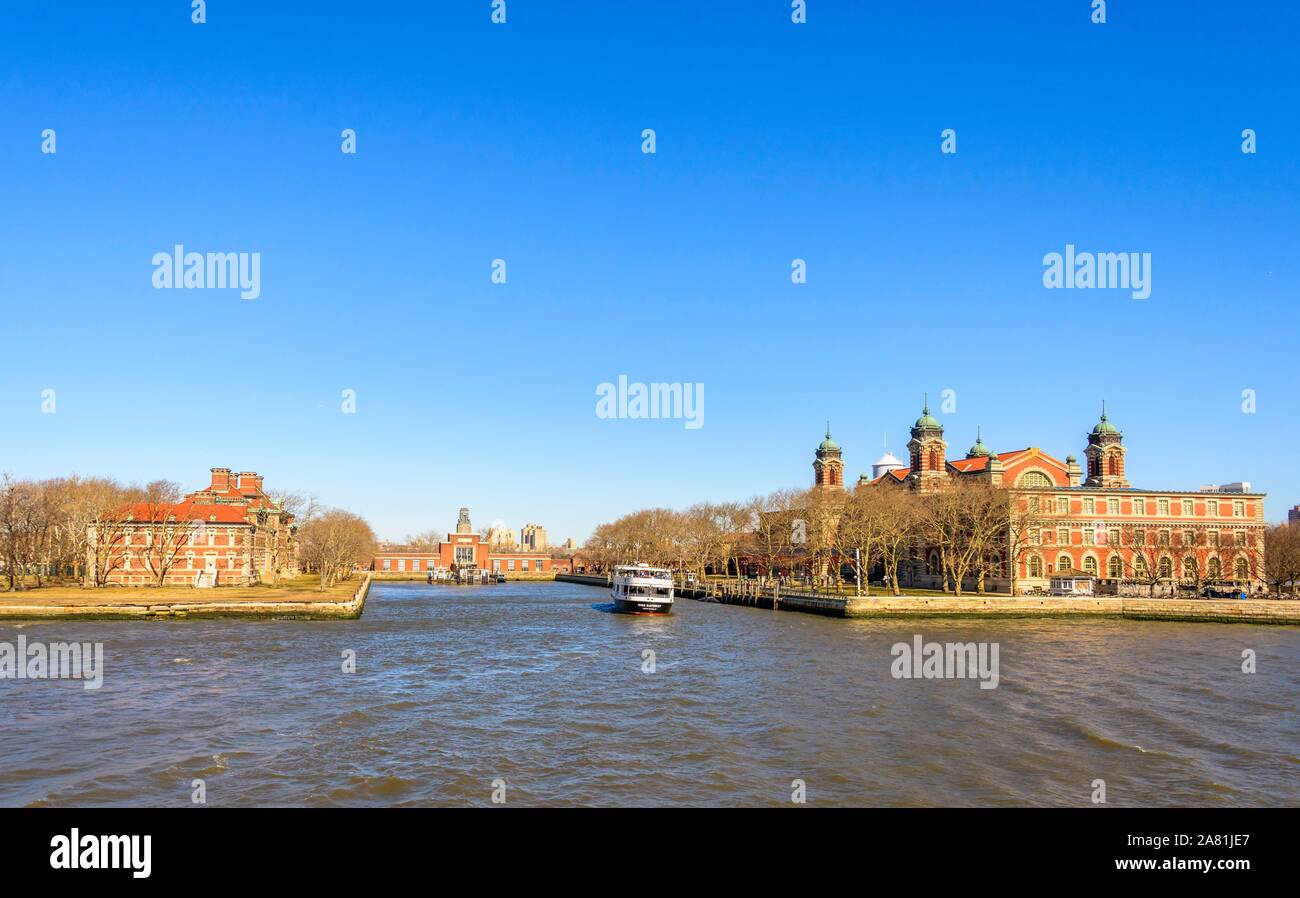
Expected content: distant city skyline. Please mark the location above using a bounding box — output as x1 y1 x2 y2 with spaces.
2 2 1297 541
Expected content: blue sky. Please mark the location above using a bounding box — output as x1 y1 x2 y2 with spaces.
2 1 1298 541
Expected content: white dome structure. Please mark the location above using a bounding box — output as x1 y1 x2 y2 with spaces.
872 451 907 480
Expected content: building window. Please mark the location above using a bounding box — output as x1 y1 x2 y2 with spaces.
508 560 516 571
397 559 406 571
522 560 530 571
383 559 391 571
1234 559 1249 580
1028 497 1040 513
1057 527 1070 545
1057 497 1069 515
1208 500 1219 517
1235 531 1246 547
1083 528 1095 546
1134 528 1146 545
1184 556 1197 581
428 560 436 571
1082 556 1098 576
1028 556 1043 578
1208 557 1221 578
1134 498 1146 515
1233 501 1245 518
1107 529 1119 547
1158 530 1170 546
1108 498 1120 515
1158 499 1170 516
1083 498 1095 515
1108 555 1124 579
1019 471 1051 489
1029 528 1040 545
1159 557 1173 579
1182 499 1194 516
1135 556 1149 577
1057 554 1071 572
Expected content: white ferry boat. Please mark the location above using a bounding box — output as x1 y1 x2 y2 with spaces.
611 564 674 614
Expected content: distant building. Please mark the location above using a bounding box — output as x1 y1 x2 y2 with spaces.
486 525 516 549
90 467 298 587
521 523 548 551
373 507 558 575
1289 505 1300 526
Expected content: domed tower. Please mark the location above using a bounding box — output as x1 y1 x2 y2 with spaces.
812 423 844 490
965 426 993 459
907 396 948 490
1084 403 1128 488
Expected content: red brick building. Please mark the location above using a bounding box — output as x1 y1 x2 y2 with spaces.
90 468 298 587
372 507 564 575
861 403 1267 593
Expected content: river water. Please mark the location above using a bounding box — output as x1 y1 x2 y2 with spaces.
2 581 1297 807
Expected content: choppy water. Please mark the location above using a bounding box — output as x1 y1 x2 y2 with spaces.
2 581 1297 806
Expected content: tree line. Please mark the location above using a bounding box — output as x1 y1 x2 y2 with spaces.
583 481 1020 597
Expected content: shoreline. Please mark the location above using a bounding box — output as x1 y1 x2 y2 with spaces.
0 575 373 622
555 573 1300 625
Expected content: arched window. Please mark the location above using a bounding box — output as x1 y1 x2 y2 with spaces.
1057 554 1071 572
1082 556 1098 576
1134 556 1149 577
1108 555 1124 579
1028 555 1043 578
1184 556 1198 581
1207 557 1221 579
1108 456 1119 475
1159 557 1173 580
1018 471 1051 489
1234 558 1249 580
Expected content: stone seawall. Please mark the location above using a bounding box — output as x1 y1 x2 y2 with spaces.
0 575 373 621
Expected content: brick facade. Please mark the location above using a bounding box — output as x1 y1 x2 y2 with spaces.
91 467 298 587
863 405 1267 593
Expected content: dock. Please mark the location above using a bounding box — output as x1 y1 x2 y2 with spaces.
554 574 1300 625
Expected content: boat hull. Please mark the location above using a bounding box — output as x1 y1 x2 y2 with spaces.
611 596 673 614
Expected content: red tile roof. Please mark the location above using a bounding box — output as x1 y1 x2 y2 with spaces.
121 501 250 524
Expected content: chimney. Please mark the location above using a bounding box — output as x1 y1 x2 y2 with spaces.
238 471 263 494
210 467 232 491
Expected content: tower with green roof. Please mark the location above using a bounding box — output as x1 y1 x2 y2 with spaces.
1084 402 1128 488
813 423 845 489
907 395 948 490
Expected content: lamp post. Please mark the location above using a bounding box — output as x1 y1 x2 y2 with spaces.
855 548 861 596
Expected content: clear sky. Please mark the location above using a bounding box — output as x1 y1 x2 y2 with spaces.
2 1 1297 542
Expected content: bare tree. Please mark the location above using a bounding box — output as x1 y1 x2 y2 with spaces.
297 509 377 590
1264 523 1300 596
